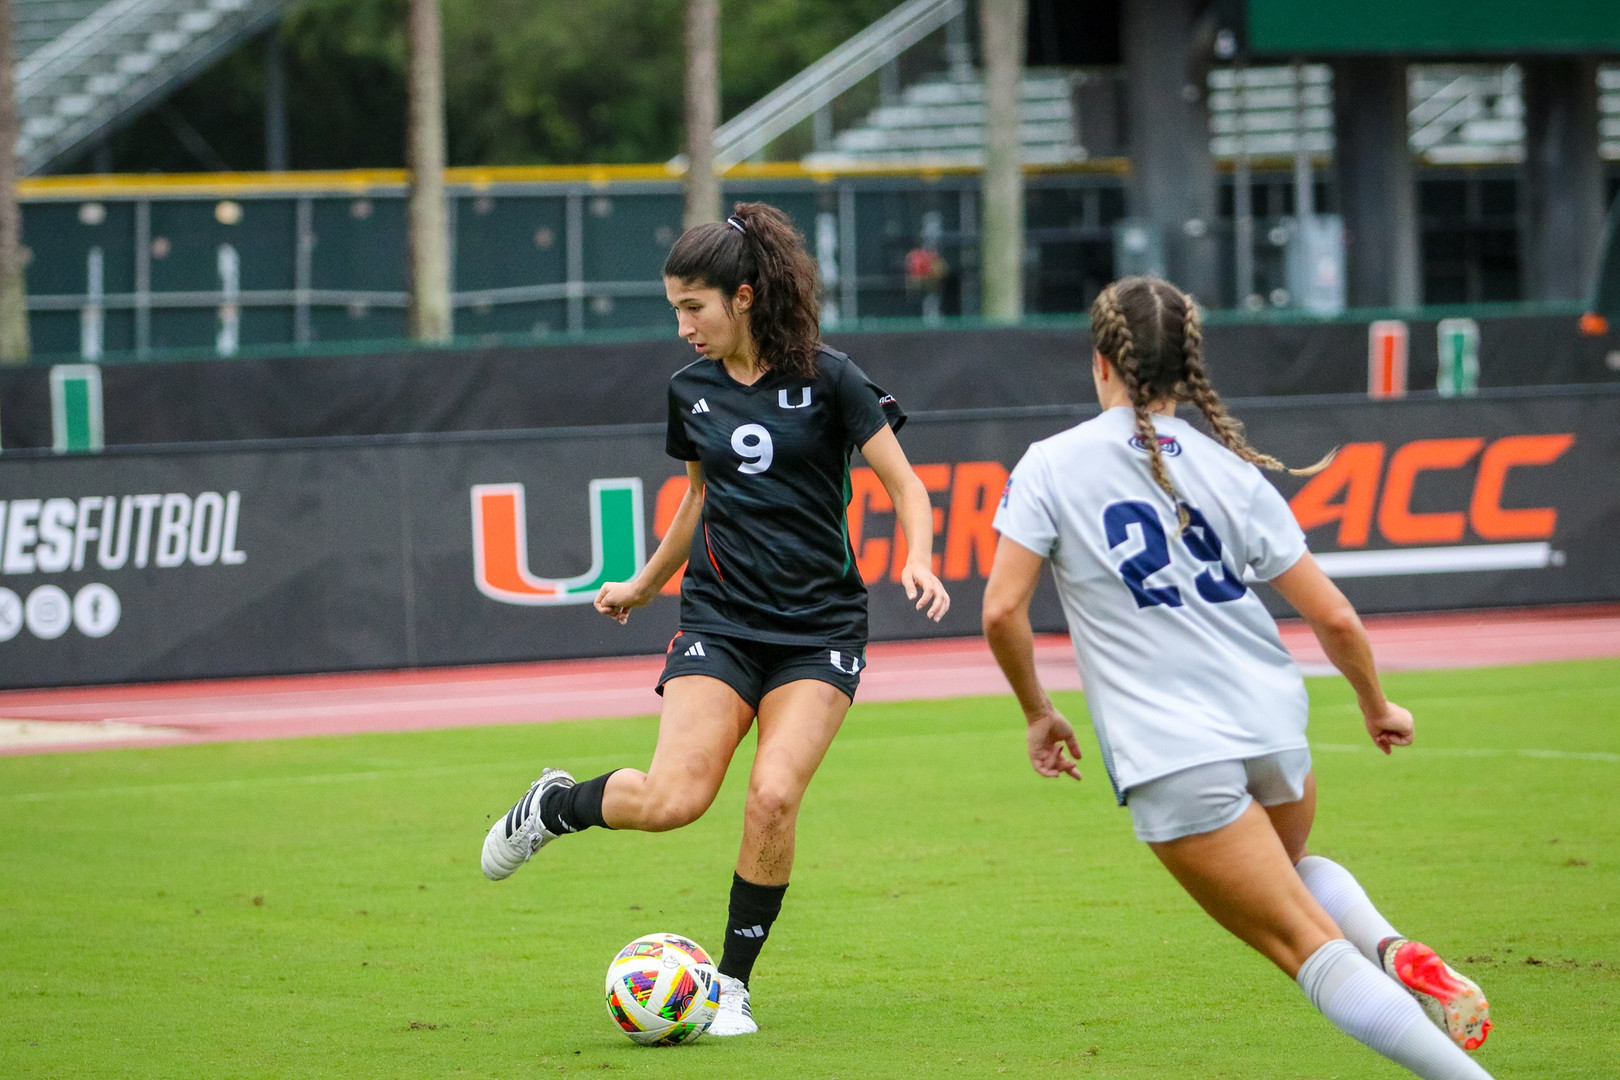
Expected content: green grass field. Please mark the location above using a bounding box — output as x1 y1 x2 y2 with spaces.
2 659 1616 1079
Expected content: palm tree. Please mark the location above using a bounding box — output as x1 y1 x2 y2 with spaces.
0 0 30 363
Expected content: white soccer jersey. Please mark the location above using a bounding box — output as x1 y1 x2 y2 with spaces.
993 407 1311 802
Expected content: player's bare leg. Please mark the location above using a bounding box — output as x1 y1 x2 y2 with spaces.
600 675 756 831
737 678 851 884
1152 802 1493 1079
481 675 752 879
1263 770 1317 864
1153 797 1338 976
711 678 851 1036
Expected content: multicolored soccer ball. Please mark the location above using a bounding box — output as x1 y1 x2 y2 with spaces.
604 933 720 1045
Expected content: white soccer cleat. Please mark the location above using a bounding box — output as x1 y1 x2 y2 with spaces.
480 768 575 881
706 973 757 1036
1379 936 1492 1051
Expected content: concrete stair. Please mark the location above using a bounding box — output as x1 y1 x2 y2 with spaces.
16 0 287 174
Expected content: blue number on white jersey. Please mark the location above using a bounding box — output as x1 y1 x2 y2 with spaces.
1180 505 1248 603
1103 500 1247 610
1102 501 1184 609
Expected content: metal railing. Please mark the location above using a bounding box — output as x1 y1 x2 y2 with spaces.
17 0 286 174
709 0 966 167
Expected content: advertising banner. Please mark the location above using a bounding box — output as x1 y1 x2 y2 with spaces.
3 312 1616 451
1 388 1615 688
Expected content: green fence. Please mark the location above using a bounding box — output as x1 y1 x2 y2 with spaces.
16 161 1583 363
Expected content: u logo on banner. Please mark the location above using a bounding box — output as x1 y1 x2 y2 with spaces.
471 479 646 605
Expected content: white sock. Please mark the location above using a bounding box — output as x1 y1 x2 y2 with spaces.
1297 854 1401 963
1296 939 1494 1080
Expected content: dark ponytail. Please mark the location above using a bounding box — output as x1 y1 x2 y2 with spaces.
663 201 822 378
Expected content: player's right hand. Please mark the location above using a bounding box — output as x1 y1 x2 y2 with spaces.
1026 706 1083 781
1363 701 1415 755
594 580 649 625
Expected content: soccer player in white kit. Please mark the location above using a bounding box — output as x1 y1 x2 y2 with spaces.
983 277 1496 1080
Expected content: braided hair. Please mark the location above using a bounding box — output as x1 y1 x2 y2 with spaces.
1089 276 1330 531
663 201 822 379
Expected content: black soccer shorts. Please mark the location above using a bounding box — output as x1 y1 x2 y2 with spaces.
657 630 865 709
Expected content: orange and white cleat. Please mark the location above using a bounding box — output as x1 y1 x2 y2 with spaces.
1378 936 1492 1051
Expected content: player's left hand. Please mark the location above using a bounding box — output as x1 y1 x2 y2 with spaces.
900 560 950 622
1363 700 1415 755
1026 705 1082 781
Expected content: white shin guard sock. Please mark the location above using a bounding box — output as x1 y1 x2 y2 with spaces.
1297 855 1401 963
1296 939 1494 1080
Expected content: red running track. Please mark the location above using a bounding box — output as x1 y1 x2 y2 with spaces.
2 604 1617 757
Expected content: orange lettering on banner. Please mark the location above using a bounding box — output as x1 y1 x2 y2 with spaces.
1377 437 1485 544
889 463 950 581
1288 442 1385 547
654 475 689 595
943 461 1009 581
846 467 893 584
1469 434 1574 540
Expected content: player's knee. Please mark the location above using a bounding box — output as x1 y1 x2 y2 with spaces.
743 780 800 830
640 791 711 832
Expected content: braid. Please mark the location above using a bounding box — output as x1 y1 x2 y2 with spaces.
1181 315 1332 477
1089 286 1134 366
1097 285 1188 529
1091 277 1333 530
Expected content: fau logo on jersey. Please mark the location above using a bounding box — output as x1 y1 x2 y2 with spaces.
1128 434 1182 457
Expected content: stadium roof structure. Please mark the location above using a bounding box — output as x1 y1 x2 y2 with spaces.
16 0 287 175
727 0 1619 170
1244 0 1620 56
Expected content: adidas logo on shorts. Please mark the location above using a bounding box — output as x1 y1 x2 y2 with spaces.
684 641 707 657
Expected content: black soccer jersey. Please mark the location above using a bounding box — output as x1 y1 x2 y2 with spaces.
666 346 905 647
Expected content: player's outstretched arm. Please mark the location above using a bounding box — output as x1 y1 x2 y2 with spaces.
1268 552 1414 754
595 463 704 625
861 424 950 621
983 535 1082 781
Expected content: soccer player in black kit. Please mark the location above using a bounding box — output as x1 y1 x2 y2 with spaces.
481 202 950 1035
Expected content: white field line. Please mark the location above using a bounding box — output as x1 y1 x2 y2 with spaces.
0 687 663 728
0 752 636 804
1313 743 1618 763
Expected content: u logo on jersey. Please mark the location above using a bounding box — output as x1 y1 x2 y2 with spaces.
1128 434 1182 457
828 649 862 674
778 387 812 409
470 478 646 605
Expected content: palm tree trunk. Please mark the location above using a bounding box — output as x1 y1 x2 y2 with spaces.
0 0 30 363
979 0 1025 322
407 0 452 342
683 0 721 230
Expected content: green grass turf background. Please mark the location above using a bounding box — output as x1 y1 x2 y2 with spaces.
2 659 1616 1079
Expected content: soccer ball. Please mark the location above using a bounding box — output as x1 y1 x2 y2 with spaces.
604 933 721 1045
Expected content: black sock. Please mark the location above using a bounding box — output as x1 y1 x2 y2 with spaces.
539 771 618 835
718 873 789 986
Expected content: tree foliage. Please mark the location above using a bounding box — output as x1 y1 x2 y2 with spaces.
73 0 903 173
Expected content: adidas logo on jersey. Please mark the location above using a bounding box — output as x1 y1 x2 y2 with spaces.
692 398 711 414
684 641 707 657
